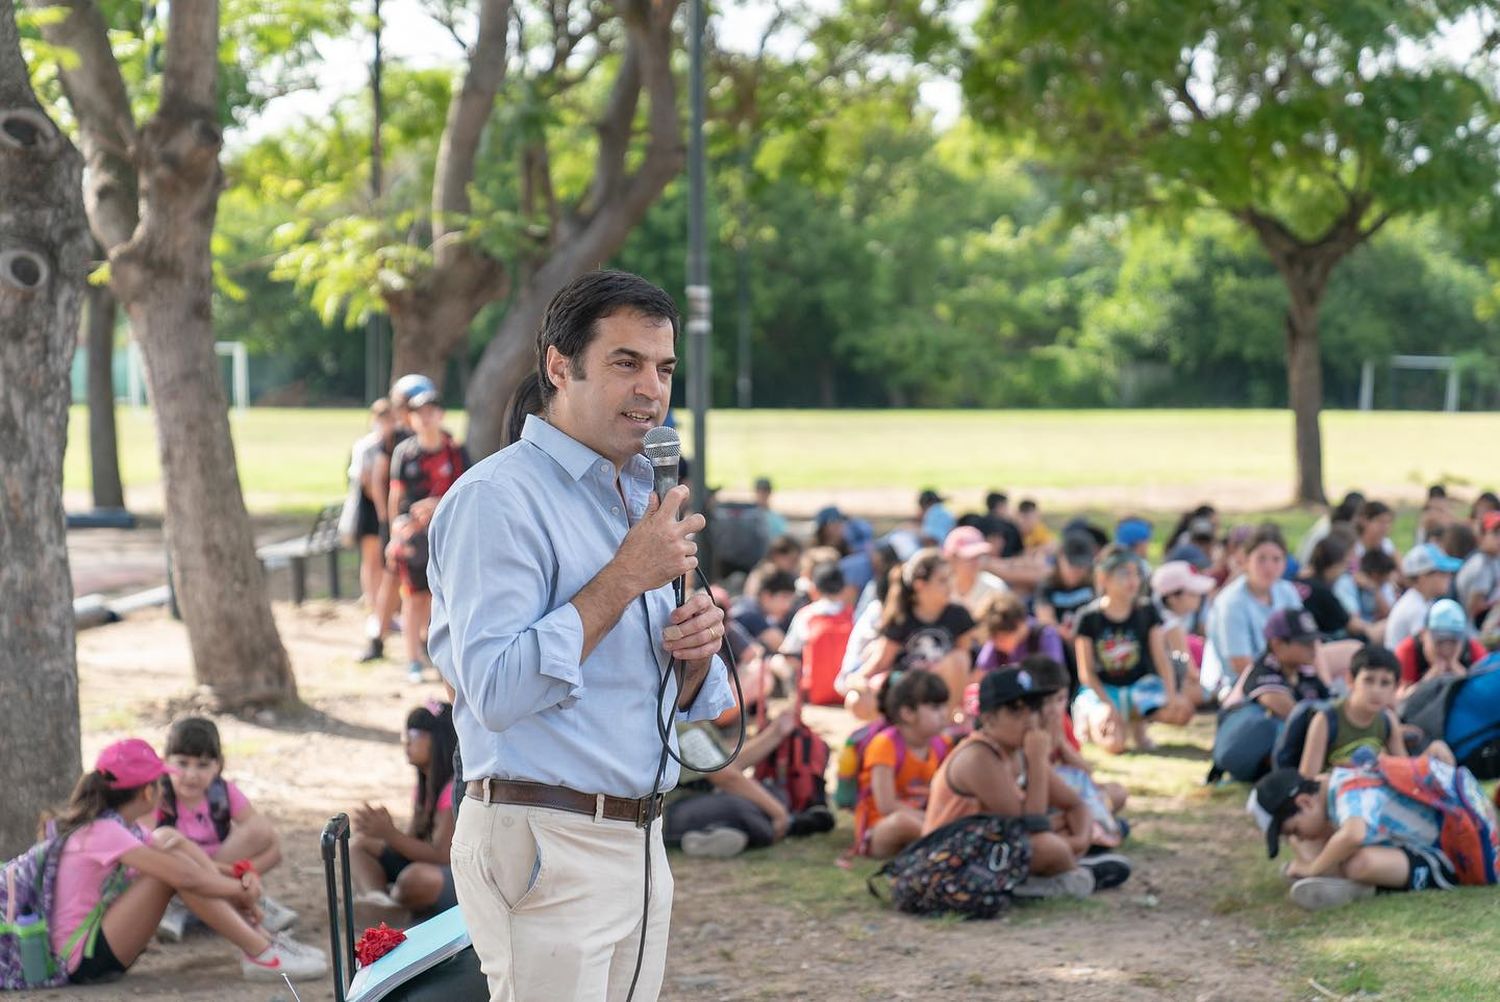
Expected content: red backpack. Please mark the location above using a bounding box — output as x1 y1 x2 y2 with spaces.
799 605 854 706
753 724 831 814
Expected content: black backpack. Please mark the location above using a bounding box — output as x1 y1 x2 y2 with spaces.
157 777 233 843
709 502 770 575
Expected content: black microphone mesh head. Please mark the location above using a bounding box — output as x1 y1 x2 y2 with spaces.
642 425 681 467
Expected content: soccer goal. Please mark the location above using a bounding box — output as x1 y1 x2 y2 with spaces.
1357 355 1460 412
125 340 249 413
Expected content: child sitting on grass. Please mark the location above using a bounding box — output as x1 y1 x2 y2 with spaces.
349 701 459 925
1248 749 1494 911
1025 655 1128 849
855 671 952 859
1297 646 1407 776
40 739 325 985
924 667 1132 898
154 718 297 942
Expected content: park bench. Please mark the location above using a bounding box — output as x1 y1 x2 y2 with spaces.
256 501 345 605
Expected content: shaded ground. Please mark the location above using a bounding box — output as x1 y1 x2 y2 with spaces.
13 601 1318 1002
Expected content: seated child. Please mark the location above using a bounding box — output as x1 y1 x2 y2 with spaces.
1298 645 1407 776
1025 655 1128 848
37 739 325 985
855 671 952 859
1150 560 1216 706
666 709 834 858
1248 752 1496 911
350 701 459 925
773 561 853 707
924 668 1131 897
1072 547 1194 755
1221 609 1330 719
155 717 296 941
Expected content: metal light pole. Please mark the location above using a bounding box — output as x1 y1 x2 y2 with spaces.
365 0 389 402
686 0 711 516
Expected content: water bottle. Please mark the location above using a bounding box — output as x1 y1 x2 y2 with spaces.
14 912 52 986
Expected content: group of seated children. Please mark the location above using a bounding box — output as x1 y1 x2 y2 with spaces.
8 721 327 988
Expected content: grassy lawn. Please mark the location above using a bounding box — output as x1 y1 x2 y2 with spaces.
66 406 1500 516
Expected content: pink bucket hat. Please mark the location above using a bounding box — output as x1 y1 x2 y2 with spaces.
95 738 177 790
1150 560 1215 598
943 525 991 560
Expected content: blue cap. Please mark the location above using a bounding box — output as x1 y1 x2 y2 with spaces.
1401 542 1462 577
1426 598 1468 637
1115 518 1152 547
814 506 845 531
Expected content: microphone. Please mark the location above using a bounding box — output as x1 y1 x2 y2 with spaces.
641 426 681 514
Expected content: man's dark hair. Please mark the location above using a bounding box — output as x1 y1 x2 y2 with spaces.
985 491 1009 512
757 570 797 596
811 561 846 598
1017 499 1038 515
535 270 680 405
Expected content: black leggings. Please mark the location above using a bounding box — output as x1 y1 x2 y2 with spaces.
663 793 776 850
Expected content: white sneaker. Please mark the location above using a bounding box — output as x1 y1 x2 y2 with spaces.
1289 877 1377 911
242 937 328 982
156 897 191 943
259 895 299 933
680 828 749 859
1012 867 1096 900
352 889 407 929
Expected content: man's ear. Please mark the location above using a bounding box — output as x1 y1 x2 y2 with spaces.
544 346 570 392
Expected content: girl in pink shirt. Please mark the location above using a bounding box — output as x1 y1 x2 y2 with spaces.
45 739 325 985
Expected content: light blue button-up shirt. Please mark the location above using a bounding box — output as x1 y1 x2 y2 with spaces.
428 414 734 799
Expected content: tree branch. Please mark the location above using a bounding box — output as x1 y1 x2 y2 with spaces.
28 0 138 251
432 0 511 263
158 0 218 114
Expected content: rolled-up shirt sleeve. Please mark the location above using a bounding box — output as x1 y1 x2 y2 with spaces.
429 480 584 732
678 653 735 723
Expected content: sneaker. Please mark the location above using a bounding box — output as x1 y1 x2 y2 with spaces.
680 828 749 859
1289 877 1377 911
788 805 836 837
407 662 425 684
1079 853 1133 890
1012 867 1095 900
156 897 191 943
352 889 407 930
241 938 328 982
357 637 384 663
259 895 298 933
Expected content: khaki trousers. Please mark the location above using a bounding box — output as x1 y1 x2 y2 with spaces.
450 797 673 1002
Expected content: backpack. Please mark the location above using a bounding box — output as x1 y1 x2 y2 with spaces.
753 723 830 815
1272 701 1338 771
1336 756 1500 886
157 776 234 844
1 814 132 990
1208 702 1282 784
1401 666 1500 780
798 606 854 707
849 727 950 847
868 814 1031 919
834 721 885 811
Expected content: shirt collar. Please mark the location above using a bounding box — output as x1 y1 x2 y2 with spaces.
521 413 652 485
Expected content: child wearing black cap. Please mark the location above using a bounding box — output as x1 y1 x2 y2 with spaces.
1247 753 1498 911
923 667 1132 897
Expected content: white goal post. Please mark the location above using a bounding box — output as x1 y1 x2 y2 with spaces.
125 340 249 413
1358 355 1459 412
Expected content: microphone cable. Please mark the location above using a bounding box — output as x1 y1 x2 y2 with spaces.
624 568 747 1002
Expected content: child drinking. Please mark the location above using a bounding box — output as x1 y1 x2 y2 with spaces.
43 739 325 985
349 701 460 924
155 717 296 941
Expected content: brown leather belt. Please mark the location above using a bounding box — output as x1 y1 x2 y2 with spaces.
466 778 663 828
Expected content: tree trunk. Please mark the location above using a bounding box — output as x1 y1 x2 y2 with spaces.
106 5 296 710
1286 293 1328 506
85 282 124 509
387 287 493 393
0 6 90 855
464 288 547 457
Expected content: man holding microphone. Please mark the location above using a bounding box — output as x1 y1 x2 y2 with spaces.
428 270 733 1001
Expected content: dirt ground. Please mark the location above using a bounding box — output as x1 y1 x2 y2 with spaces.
9 588 1315 1002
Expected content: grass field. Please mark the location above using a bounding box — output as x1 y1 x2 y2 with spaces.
65 406 1500 517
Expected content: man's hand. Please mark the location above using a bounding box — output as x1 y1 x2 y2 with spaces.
616 485 706 594
663 591 726 664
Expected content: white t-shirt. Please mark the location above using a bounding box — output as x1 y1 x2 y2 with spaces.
1456 552 1500 612
1384 588 1432 649
780 598 847 656
956 571 1009 615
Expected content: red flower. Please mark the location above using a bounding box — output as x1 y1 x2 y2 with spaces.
354 923 407 967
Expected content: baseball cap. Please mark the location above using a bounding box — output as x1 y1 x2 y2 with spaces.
943 525 991 560
1115 517 1152 547
1401 542 1462 578
1060 530 1098 568
390 373 436 405
1264 608 1320 646
1482 511 1500 534
754 476 773 492
1247 768 1316 859
1426 598 1468 638
918 489 947 508
977 666 1060 713
406 387 440 410
95 738 177 791
1150 560 1215 598
814 506 845 531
